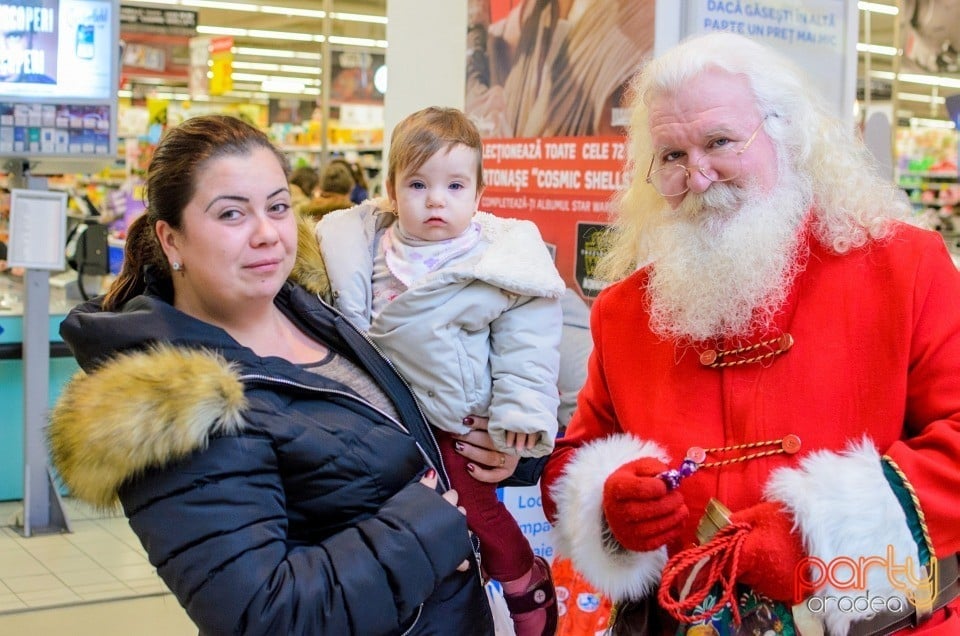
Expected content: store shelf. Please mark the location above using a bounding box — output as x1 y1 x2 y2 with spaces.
899 172 960 213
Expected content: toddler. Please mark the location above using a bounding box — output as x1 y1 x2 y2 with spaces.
317 106 563 636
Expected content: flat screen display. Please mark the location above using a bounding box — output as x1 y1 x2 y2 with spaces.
2 0 115 98
1 0 119 163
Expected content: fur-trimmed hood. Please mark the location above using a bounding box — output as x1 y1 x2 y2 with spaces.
48 345 246 509
290 211 330 297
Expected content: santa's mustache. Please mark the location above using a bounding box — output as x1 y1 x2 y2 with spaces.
646 173 811 342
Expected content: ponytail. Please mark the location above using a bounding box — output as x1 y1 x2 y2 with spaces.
101 214 167 311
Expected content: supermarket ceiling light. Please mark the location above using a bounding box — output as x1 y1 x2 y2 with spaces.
258 84 320 97
857 43 897 56
260 78 307 93
248 29 315 42
909 117 956 129
198 25 321 42
857 1 898 15
234 47 320 61
330 12 387 25
197 26 246 37
198 27 390 48
234 72 317 86
897 73 960 90
872 70 960 90
129 1 383 25
183 0 257 11
896 92 946 105
232 61 319 75
328 35 387 48
259 6 326 19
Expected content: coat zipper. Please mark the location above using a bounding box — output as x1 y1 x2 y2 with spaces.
313 293 452 491
237 370 476 633
310 295 486 589
238 371 441 476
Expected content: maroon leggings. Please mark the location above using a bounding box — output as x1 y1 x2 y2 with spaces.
436 429 534 582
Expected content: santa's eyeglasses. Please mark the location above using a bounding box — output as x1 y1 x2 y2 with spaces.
645 117 769 197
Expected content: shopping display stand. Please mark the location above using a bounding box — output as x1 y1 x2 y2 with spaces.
5 160 72 537
0 0 120 536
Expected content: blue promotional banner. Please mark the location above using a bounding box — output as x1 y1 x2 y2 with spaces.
657 0 859 123
500 484 556 561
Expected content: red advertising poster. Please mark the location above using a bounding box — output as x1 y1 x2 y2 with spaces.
480 136 627 298
465 0 655 299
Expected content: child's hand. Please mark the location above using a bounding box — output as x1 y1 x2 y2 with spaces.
504 431 540 454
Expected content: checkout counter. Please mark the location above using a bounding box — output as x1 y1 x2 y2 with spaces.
0 271 85 501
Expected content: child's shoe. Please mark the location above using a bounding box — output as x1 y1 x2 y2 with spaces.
502 556 558 636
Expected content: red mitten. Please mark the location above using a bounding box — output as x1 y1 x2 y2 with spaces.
602 458 689 552
730 502 806 602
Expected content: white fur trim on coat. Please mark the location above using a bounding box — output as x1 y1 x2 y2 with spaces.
549 434 671 602
471 212 565 298
765 437 919 636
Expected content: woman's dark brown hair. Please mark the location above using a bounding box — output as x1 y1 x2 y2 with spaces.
102 114 290 311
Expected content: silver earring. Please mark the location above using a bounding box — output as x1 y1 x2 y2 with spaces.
171 262 182 271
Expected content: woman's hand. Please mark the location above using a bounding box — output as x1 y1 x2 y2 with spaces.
420 469 470 572
452 416 519 483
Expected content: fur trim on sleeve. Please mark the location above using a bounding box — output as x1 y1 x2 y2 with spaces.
548 434 671 602
765 437 919 636
47 345 246 510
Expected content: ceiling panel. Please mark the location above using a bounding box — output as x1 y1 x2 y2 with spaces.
120 0 386 100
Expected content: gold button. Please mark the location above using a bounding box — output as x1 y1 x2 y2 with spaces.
782 434 801 454
699 350 718 366
686 446 707 464
779 333 795 351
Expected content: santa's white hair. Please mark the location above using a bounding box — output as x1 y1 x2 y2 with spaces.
597 32 912 283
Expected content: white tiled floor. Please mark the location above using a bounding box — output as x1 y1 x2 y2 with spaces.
0 593 195 634
0 497 182 624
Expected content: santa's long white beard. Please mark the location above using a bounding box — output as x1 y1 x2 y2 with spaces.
646 171 811 343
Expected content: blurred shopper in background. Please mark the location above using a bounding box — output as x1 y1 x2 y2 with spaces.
302 161 356 221
288 165 320 216
345 158 371 204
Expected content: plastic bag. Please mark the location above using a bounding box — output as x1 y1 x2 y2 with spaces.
486 579 517 636
553 556 613 635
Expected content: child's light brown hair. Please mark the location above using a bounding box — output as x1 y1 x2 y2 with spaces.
387 107 485 193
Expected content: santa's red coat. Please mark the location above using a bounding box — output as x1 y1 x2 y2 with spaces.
541 222 960 634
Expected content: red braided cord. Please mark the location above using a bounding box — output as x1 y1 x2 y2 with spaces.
657 522 751 625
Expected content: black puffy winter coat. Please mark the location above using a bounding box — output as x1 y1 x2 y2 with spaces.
47 280 494 636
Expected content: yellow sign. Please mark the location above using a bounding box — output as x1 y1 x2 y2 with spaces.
209 36 234 96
